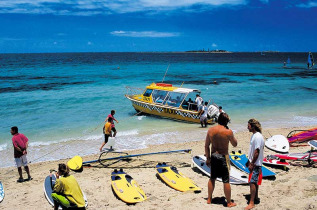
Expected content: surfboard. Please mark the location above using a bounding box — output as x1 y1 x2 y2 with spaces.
274 151 317 162
287 127 317 143
0 181 4 203
229 151 276 177
67 156 83 171
263 155 290 169
111 169 147 204
308 140 317 149
192 155 248 185
44 174 88 209
156 163 201 192
265 135 289 153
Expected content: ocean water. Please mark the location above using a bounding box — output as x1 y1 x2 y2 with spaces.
1 52 317 167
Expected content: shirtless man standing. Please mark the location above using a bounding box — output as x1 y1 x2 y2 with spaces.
205 113 238 207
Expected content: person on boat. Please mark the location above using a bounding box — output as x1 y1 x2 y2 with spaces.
307 62 310 69
100 118 112 152
219 106 223 113
52 163 85 210
205 113 238 207
283 61 286 68
245 119 264 210
199 102 208 127
11 126 32 183
195 94 203 110
105 110 119 137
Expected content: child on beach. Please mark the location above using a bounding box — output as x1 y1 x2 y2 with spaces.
105 110 119 137
100 118 112 152
51 163 85 210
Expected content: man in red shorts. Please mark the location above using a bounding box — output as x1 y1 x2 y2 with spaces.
205 113 238 207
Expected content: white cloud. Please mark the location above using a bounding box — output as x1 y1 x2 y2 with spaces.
0 0 248 15
297 2 317 8
110 31 180 37
87 41 92 45
212 43 217 47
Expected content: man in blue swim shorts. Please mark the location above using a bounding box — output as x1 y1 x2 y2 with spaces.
245 119 264 210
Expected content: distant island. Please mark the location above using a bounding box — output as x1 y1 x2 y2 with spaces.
186 49 232 53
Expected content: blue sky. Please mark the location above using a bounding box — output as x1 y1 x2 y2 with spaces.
0 0 316 53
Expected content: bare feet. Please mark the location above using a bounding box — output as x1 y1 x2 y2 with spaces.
244 204 255 210
207 198 212 204
227 202 237 207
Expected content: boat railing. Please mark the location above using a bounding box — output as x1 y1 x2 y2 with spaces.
125 86 145 97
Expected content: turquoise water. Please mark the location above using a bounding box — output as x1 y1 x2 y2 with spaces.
1 52 316 167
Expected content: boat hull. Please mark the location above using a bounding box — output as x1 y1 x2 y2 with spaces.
126 95 215 124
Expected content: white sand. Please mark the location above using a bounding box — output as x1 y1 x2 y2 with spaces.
1 125 316 210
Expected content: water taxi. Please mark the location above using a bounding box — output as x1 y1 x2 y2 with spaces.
125 83 221 124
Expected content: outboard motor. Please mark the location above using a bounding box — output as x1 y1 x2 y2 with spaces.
207 104 220 121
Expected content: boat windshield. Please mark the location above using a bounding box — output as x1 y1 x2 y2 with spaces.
163 92 186 107
143 89 153 97
182 92 199 110
152 89 168 104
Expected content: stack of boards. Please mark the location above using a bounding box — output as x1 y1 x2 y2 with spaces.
273 140 317 162
111 169 147 204
0 181 4 203
44 174 88 209
156 163 201 192
192 155 248 185
263 155 290 169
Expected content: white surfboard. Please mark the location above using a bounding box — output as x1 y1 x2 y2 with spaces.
265 135 289 153
0 181 4 203
192 155 248 185
308 140 317 149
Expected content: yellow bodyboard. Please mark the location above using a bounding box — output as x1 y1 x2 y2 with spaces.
67 156 83 171
156 163 201 193
111 169 147 204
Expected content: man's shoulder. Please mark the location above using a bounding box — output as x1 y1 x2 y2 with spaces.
208 125 232 133
12 133 23 140
253 132 264 142
254 132 264 138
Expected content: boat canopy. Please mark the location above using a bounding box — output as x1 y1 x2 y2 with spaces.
146 83 200 93
173 88 200 93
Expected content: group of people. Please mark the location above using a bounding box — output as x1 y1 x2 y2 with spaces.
205 113 264 210
10 110 120 209
196 93 224 128
11 109 264 210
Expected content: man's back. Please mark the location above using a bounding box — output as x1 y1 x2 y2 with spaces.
207 125 234 155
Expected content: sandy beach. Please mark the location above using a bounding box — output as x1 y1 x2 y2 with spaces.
1 125 317 210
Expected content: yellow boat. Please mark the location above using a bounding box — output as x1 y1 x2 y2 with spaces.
125 82 221 124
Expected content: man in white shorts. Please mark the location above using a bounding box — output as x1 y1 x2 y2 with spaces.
11 126 32 182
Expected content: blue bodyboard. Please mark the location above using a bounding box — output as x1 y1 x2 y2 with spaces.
230 151 276 177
